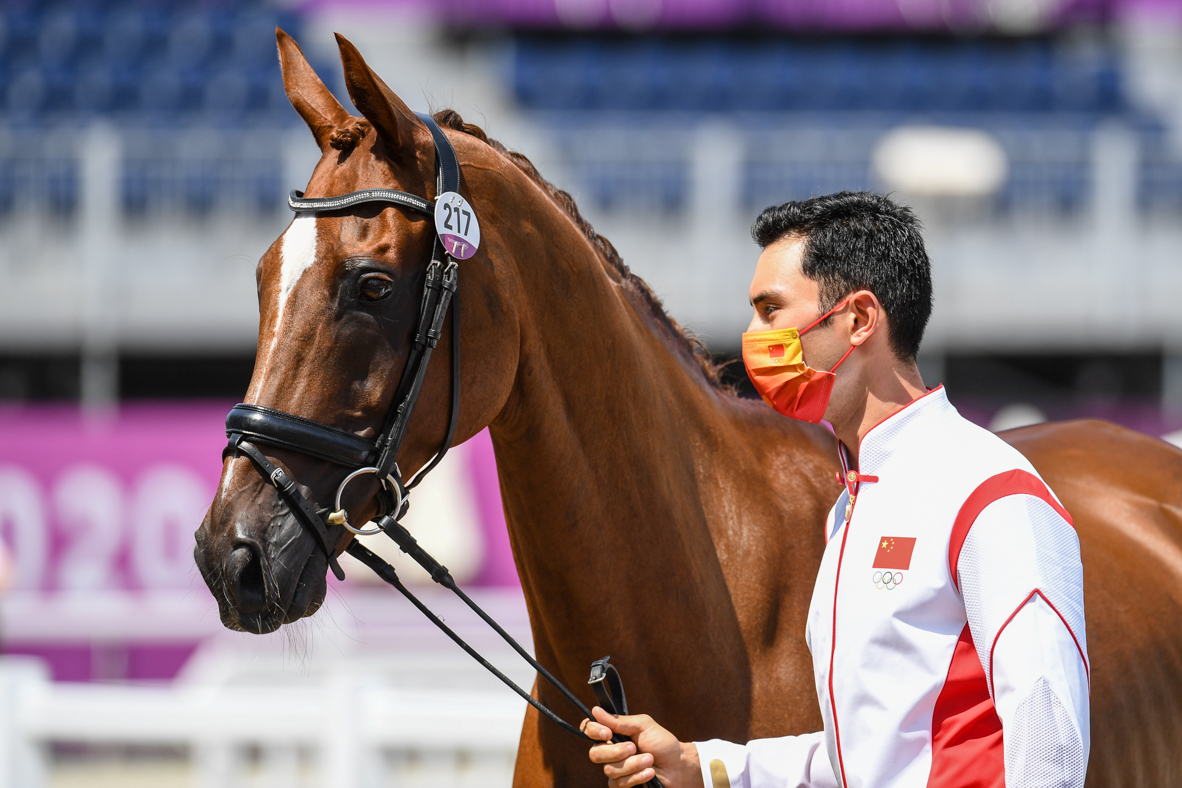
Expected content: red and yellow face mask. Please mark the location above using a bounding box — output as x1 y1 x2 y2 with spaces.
741 298 855 424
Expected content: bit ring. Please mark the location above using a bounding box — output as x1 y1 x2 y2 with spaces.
330 467 403 536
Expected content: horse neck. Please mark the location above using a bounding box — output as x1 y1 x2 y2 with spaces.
485 201 763 687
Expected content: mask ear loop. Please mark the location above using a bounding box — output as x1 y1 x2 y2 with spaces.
799 296 852 336
799 297 858 373
827 342 858 374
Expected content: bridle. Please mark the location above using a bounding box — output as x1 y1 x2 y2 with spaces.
220 113 661 787
224 113 463 581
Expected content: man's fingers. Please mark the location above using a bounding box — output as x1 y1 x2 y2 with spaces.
582 718 614 742
591 706 617 727
609 767 656 788
592 706 653 738
588 741 635 764
603 753 655 780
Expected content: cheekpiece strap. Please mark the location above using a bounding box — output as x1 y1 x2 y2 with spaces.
415 113 461 195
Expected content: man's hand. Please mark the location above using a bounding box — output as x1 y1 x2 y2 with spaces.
583 706 703 788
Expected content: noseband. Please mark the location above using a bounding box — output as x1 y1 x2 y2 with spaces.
223 112 463 581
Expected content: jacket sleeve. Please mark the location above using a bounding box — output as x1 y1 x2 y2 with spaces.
957 490 1090 788
693 733 838 788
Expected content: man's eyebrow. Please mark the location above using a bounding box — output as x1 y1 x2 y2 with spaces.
750 291 778 307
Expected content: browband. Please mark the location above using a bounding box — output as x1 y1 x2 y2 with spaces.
288 188 433 215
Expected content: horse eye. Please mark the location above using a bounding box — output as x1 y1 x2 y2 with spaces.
359 275 393 302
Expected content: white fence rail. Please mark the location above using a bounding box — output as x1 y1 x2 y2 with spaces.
0 656 526 788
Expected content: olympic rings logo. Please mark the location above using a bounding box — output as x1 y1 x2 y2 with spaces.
873 570 903 590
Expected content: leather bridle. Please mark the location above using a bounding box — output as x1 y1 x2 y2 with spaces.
224 112 462 582
220 113 662 787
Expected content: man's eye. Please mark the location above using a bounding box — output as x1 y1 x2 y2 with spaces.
359 275 393 302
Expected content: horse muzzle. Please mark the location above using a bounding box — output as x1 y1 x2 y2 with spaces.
195 469 331 634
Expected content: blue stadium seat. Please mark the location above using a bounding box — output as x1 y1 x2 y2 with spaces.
102 8 149 66
37 8 80 68
204 68 252 119
183 162 217 215
231 9 280 67
674 42 735 112
2 6 42 64
121 160 152 216
44 158 78 216
5 67 45 117
139 63 205 117
248 162 281 214
0 159 17 215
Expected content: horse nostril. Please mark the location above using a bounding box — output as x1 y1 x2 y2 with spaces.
229 543 268 617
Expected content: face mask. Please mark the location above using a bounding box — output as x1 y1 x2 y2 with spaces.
741 298 855 424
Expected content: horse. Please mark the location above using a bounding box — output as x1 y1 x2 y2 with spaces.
194 30 1182 788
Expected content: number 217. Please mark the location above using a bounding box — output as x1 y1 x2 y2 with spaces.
442 203 472 235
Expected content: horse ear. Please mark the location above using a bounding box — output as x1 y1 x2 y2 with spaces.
277 28 351 151
335 33 425 160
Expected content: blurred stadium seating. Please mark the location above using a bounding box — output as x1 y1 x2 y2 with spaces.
511 32 1182 215
513 36 1123 114
3 3 1180 220
0 0 331 219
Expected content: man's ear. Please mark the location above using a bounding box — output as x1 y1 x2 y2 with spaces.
335 33 427 163
848 290 881 346
277 28 352 151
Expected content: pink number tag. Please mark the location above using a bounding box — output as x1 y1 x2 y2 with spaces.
434 191 480 260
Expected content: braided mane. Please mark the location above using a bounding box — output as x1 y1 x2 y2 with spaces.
431 109 729 391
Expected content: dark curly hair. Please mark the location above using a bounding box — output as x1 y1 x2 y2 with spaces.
751 191 933 360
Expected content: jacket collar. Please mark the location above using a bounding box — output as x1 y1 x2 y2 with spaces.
848 385 954 476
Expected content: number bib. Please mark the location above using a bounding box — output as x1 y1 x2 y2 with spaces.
434 191 480 260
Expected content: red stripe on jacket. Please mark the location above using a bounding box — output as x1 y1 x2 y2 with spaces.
927 624 1005 788
948 470 1074 593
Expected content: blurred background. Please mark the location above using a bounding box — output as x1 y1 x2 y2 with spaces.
1 0 1181 785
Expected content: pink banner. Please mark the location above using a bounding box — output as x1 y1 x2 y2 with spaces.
0 403 516 595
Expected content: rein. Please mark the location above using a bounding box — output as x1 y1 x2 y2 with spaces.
223 113 662 785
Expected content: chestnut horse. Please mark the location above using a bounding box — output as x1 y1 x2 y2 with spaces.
194 31 1182 788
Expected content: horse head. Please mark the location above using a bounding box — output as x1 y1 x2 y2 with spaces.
194 31 528 633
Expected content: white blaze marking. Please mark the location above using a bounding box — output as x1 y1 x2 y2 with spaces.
257 215 318 387
278 214 319 320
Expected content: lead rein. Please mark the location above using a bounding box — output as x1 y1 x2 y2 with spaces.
344 538 595 740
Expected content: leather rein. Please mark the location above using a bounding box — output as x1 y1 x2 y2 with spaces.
221 114 661 783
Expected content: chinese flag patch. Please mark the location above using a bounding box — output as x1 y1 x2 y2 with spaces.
768 344 785 359
873 536 916 570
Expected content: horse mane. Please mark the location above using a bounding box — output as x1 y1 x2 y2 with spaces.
431 110 731 392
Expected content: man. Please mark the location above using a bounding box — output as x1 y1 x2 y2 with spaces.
584 192 1089 788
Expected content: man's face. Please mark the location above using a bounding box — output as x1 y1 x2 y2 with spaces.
748 237 823 332
747 237 847 372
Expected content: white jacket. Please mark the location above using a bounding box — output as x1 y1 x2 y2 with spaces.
697 387 1089 788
